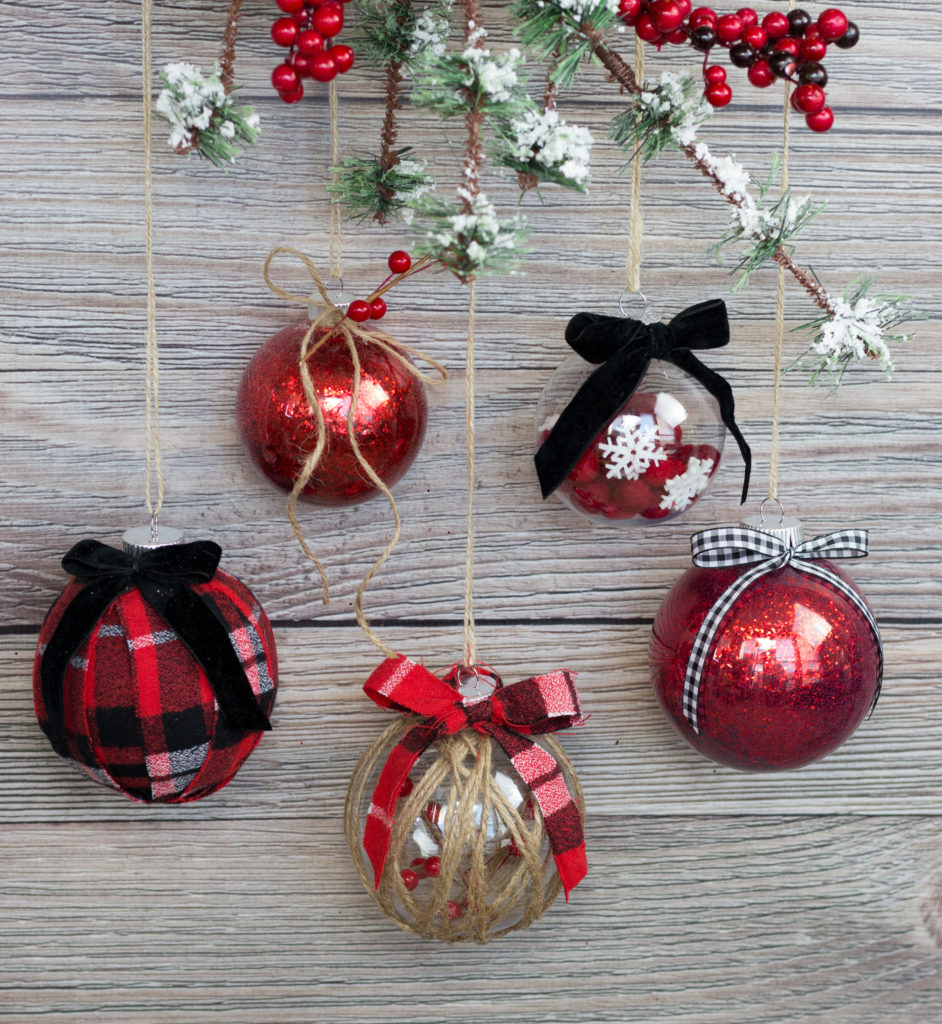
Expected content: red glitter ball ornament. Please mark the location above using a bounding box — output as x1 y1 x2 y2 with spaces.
650 518 882 772
237 320 428 505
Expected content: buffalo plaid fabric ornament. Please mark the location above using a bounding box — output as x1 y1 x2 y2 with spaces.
345 656 587 944
33 532 278 803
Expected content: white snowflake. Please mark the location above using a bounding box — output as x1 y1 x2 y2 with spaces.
597 415 665 481
659 456 715 511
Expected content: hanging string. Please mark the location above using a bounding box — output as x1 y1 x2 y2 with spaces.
328 79 343 280
768 2 795 502
264 248 446 656
463 279 477 668
624 35 645 294
140 0 164 528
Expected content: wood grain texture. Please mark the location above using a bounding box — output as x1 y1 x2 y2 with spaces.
1 0 941 1021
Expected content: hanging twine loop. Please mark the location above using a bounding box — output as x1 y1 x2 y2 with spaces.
263 247 447 656
624 35 645 296
140 0 164 529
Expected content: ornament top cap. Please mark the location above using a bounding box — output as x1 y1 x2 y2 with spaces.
740 513 804 547
122 524 186 556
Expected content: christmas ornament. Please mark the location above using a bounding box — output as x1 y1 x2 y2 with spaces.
33 533 277 802
650 517 883 772
535 300 751 524
237 319 428 505
346 656 587 943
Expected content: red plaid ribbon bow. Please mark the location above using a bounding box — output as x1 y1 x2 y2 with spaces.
362 655 588 898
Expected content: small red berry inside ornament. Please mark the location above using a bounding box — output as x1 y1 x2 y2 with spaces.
237 320 428 505
650 516 882 772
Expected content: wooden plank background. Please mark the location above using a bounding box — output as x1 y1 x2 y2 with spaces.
2 1 941 1020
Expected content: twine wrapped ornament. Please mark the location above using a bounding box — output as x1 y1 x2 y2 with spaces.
346 657 586 944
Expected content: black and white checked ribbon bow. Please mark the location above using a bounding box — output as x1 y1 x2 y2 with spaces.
682 527 884 734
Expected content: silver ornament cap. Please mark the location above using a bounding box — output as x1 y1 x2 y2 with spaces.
122 524 185 557
740 513 804 548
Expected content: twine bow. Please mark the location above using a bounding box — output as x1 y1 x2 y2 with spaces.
683 526 884 733
361 655 587 898
40 539 272 753
535 300 751 502
263 247 447 657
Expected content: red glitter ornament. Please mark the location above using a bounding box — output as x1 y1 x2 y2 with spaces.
237 320 427 505
650 518 882 772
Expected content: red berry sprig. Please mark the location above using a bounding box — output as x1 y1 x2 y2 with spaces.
270 0 355 103
340 251 435 326
617 2 859 131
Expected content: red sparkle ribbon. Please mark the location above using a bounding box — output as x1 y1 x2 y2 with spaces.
362 655 587 899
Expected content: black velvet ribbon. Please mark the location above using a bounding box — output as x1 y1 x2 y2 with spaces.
40 539 272 750
534 300 751 502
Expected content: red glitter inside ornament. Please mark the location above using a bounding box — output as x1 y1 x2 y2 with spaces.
237 321 428 505
650 562 881 771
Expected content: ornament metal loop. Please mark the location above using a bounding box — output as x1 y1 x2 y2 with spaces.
453 663 502 702
618 290 660 324
758 497 786 526
310 276 346 317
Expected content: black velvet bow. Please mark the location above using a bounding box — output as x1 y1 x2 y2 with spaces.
534 299 751 502
40 539 272 750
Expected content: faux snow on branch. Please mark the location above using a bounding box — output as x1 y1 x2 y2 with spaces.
496 107 594 190
155 62 259 168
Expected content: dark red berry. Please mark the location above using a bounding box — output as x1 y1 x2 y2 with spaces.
401 869 419 891
675 0 692 15
446 900 462 920
729 42 756 67
279 85 304 104
715 13 744 43
762 11 790 39
388 250 411 274
806 105 834 131
329 44 354 74
834 21 859 48
793 82 826 114
309 51 338 82
817 7 848 42
690 25 716 50
649 0 684 33
297 29 325 56
271 63 300 93
348 300 371 323
667 26 688 43
312 2 344 38
618 0 642 25
774 36 801 57
736 7 758 28
742 25 767 49
568 448 600 485
800 36 827 61
291 53 311 77
425 856 442 878
769 50 797 78
368 297 386 320
271 17 299 47
747 59 774 87
276 0 305 11
704 64 727 84
798 61 828 87
704 82 732 107
787 8 812 37
399 775 414 798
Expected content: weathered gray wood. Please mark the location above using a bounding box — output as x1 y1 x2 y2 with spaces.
2 0 941 1020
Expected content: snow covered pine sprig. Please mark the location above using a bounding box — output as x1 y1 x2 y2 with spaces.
494 107 594 191
155 62 259 167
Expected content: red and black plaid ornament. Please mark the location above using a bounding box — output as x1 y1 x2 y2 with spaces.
33 535 278 803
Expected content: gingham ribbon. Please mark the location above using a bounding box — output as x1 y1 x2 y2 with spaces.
683 527 884 733
362 655 587 898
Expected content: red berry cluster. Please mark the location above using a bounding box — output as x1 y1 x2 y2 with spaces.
270 0 354 103
617 1 859 131
345 251 412 324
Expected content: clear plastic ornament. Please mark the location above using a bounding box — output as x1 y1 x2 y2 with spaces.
535 355 727 524
345 717 583 944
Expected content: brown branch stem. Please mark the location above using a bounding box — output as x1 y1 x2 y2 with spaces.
462 0 485 212
219 0 244 95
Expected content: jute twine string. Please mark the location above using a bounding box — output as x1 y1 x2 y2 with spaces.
141 0 164 527
768 0 795 502
625 34 645 295
263 247 446 656
329 80 343 280
463 280 477 667
344 717 581 943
